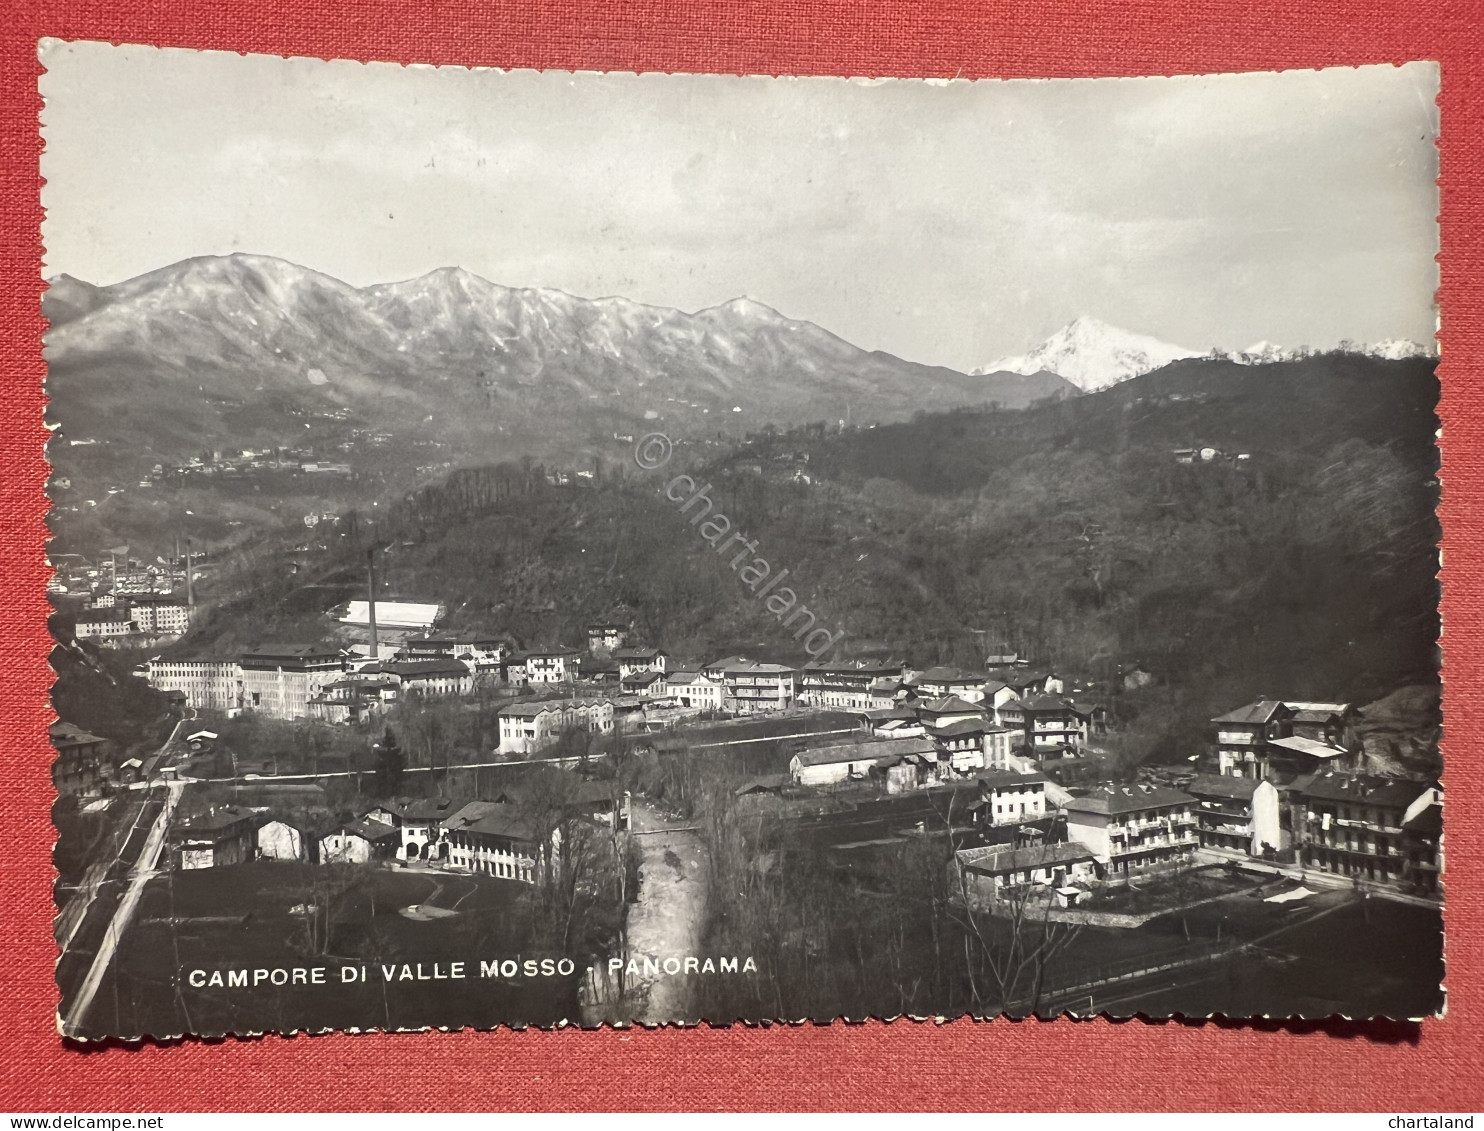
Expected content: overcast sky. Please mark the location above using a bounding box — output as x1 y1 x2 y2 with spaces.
39 43 1439 370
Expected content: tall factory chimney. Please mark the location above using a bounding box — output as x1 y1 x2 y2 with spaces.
366 548 379 662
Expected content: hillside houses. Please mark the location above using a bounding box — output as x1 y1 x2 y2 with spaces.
1210 700 1356 780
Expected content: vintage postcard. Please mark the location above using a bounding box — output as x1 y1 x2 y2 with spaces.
42 43 1443 1038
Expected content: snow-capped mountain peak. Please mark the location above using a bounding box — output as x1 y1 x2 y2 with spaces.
974 316 1202 392
1232 338 1437 364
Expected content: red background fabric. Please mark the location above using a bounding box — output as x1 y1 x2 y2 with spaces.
2 0 1480 1111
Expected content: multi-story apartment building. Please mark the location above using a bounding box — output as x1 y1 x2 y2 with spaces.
910 666 987 702
1064 784 1198 878
440 802 542 882
145 657 245 713
976 771 1050 827
1186 773 1282 857
523 646 580 684
797 659 906 710
125 594 194 635
720 661 796 713
50 720 112 795
1296 773 1437 887
238 644 349 720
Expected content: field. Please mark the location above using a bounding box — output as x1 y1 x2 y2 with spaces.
74 861 588 1039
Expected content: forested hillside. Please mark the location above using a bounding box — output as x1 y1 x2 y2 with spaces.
172 352 1439 764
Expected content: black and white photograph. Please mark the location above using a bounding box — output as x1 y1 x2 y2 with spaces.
42 43 1443 1039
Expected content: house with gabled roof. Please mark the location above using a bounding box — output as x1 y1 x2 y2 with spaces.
666 670 725 712
956 841 1099 906
1211 699 1357 779
440 800 545 882
319 815 400 863
916 695 989 732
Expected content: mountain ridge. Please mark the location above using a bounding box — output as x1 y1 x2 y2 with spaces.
43 254 1076 554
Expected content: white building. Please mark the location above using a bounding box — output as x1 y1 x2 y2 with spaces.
613 646 668 679
440 802 542 882
319 816 399 863
146 657 244 713
239 644 349 720
666 671 726 712
720 661 796 713
74 609 136 641
339 600 442 632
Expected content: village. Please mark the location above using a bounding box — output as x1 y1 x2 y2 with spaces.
53 559 1444 978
